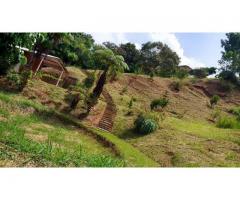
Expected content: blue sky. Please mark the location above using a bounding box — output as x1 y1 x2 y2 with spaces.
90 32 227 68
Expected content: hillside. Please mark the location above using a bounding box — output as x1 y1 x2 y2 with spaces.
1 67 240 167
88 73 240 167
0 70 158 167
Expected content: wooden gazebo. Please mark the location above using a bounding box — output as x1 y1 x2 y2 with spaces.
23 48 69 87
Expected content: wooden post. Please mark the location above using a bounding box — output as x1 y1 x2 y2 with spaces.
34 56 45 76
56 70 64 87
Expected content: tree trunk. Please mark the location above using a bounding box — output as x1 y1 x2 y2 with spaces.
78 69 108 119
92 69 108 100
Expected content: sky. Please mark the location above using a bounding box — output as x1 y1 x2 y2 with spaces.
90 32 227 69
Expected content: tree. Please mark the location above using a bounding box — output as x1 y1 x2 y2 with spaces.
84 47 128 115
189 68 208 79
139 42 180 76
118 43 140 73
52 33 95 68
0 33 35 74
219 33 240 82
103 42 141 73
206 67 217 75
189 67 216 79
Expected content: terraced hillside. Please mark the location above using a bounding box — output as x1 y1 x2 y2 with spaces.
1 67 240 167
99 74 240 167
0 69 158 167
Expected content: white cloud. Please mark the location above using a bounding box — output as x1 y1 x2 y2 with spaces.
90 32 141 49
90 32 206 68
148 33 206 68
90 32 128 45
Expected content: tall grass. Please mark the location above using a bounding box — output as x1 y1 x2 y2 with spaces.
216 115 240 129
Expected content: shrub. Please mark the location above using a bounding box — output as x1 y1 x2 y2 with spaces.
149 71 155 81
83 72 96 89
134 113 158 134
210 95 220 107
175 69 188 80
6 69 31 90
6 70 21 88
229 107 240 121
150 97 169 110
216 115 237 129
170 80 182 92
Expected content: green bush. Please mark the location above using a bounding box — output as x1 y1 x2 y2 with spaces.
83 72 96 89
149 71 155 80
6 70 32 91
216 116 237 129
175 69 188 80
229 107 240 121
210 95 220 107
150 97 169 110
134 114 158 134
6 70 21 86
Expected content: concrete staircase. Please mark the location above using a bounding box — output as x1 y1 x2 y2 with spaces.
98 89 117 132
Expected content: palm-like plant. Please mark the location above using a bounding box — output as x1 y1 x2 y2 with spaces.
83 47 128 116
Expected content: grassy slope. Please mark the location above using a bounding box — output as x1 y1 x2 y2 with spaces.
0 91 123 167
104 74 240 167
0 72 158 167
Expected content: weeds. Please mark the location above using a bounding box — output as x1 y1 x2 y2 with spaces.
150 97 169 111
210 95 220 108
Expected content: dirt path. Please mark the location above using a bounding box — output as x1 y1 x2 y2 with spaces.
98 88 117 132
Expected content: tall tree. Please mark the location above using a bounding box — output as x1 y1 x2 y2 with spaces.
118 43 140 73
219 33 240 76
52 33 95 68
139 42 180 76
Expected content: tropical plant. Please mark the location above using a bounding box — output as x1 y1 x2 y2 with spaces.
83 47 128 116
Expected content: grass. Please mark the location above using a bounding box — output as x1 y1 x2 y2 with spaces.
166 117 240 144
0 114 124 167
103 74 240 167
0 91 125 167
0 89 158 167
216 115 240 129
85 126 159 167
